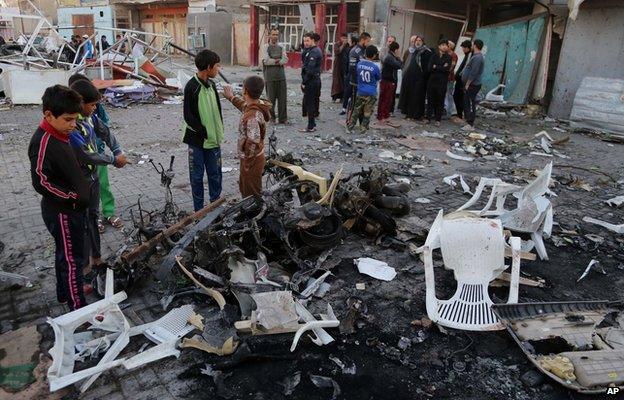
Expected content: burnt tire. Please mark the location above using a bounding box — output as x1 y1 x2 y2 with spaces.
298 214 343 249
364 205 396 234
373 195 410 216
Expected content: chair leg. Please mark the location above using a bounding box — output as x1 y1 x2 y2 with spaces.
508 237 521 303
423 247 439 323
457 180 488 211
532 232 548 261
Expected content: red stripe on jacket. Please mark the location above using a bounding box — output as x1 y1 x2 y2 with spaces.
36 133 78 200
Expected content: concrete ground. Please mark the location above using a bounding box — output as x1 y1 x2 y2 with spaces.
0 65 623 399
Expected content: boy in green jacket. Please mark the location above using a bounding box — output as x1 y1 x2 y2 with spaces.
182 49 224 211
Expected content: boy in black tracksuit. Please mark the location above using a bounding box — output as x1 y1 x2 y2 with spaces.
28 85 91 310
68 80 128 274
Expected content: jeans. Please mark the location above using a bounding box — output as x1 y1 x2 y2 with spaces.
453 79 465 118
188 145 222 211
444 81 456 116
464 84 481 125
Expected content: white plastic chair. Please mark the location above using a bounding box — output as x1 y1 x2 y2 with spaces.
456 162 554 260
423 210 521 331
47 269 196 393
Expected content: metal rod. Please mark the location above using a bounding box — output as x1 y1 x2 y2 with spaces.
167 42 230 83
98 37 105 80
389 5 466 23
56 25 172 38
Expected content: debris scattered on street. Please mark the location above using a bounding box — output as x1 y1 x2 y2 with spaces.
583 216 624 234
446 149 474 162
605 195 624 207
576 259 606 282
493 301 624 394
354 258 397 281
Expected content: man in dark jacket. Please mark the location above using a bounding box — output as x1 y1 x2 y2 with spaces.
28 85 91 310
183 49 224 211
461 39 485 130
426 39 452 125
331 33 348 102
299 32 323 132
345 32 371 122
453 40 472 122
340 34 358 115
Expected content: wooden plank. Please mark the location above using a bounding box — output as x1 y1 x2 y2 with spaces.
122 197 226 264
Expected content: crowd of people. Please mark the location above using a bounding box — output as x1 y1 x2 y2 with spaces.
28 49 271 311
27 29 485 312
330 32 486 132
61 33 132 63
254 29 486 134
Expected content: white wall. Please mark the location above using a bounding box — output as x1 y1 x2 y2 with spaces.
57 6 114 42
549 2 624 118
387 0 415 52
387 0 464 54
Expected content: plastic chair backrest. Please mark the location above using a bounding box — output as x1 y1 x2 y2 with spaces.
520 162 552 202
439 217 505 284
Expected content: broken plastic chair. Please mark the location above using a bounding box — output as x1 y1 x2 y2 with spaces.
290 302 339 352
47 269 129 392
47 269 197 392
485 84 506 102
456 162 554 260
268 159 328 195
0 269 33 287
422 210 521 331
583 216 624 234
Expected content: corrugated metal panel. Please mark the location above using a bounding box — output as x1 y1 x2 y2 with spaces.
475 13 547 105
570 77 624 135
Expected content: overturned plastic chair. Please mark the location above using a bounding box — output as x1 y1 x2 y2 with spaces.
457 162 554 260
423 210 521 331
47 269 196 393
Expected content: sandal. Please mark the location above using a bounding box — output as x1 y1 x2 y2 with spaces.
105 216 124 229
97 219 105 233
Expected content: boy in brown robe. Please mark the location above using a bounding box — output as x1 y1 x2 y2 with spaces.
223 76 272 197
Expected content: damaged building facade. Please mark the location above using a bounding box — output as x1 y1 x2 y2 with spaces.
1 0 624 395
243 0 624 128
384 0 624 126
